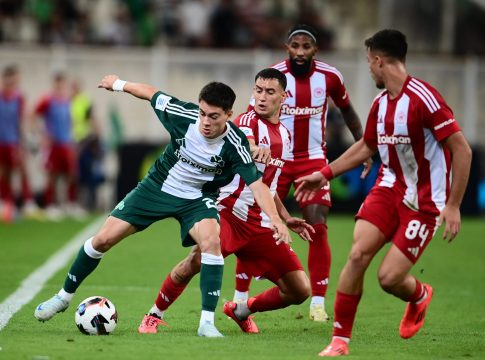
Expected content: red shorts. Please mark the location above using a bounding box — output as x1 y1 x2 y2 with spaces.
45 144 77 176
356 186 439 263
277 158 331 208
0 144 21 169
220 209 303 283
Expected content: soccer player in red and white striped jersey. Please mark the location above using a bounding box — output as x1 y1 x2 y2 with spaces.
138 69 315 335
295 29 472 357
236 24 371 322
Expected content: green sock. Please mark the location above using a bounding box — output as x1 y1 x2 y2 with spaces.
200 253 224 312
63 239 103 293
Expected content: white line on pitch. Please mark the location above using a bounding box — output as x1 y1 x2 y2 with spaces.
0 216 106 331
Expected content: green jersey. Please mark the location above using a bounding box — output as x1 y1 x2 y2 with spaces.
145 91 260 200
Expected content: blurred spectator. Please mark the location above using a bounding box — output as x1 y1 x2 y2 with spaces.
31 72 86 220
178 0 213 47
0 64 40 222
209 0 240 48
71 79 105 211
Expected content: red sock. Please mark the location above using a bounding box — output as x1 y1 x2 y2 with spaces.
155 274 188 311
333 291 362 339
234 258 252 292
247 287 287 313
20 172 33 202
406 278 424 303
44 180 55 206
0 175 13 203
68 180 78 202
308 223 330 297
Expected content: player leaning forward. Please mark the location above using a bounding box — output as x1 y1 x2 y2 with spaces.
295 29 472 356
34 75 290 337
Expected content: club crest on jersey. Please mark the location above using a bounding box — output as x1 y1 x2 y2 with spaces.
396 111 407 124
313 87 324 98
210 155 225 167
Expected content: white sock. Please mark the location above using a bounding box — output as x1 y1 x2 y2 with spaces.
334 336 350 344
311 296 325 306
84 237 104 259
233 290 249 302
57 288 74 302
149 305 165 319
200 310 214 325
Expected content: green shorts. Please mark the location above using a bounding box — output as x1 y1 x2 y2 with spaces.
111 178 219 247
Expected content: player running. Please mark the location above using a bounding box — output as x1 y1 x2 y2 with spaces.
34 75 290 338
234 24 371 322
138 68 315 335
294 29 472 356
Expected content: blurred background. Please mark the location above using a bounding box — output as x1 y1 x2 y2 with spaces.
0 0 484 218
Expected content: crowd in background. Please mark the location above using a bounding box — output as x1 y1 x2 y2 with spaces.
0 0 334 50
1 0 485 54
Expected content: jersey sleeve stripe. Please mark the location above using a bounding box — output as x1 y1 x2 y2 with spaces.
410 79 440 110
227 129 252 164
166 102 199 115
273 62 287 71
165 108 198 121
407 83 438 113
315 64 344 84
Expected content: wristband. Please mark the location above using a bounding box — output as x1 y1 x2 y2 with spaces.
112 79 127 92
320 166 334 180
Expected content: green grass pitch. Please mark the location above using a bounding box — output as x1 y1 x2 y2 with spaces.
0 215 484 359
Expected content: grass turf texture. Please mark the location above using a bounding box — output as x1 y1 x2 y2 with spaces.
0 216 484 359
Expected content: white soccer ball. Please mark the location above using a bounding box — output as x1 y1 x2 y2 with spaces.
75 296 118 335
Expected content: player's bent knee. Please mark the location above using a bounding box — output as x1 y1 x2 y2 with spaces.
377 270 405 293
347 248 372 271
198 234 221 253
91 234 116 253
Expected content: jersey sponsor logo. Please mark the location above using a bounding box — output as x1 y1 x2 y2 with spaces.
434 118 455 131
268 157 285 168
313 87 325 98
378 134 411 145
155 94 172 111
174 149 223 174
281 104 324 116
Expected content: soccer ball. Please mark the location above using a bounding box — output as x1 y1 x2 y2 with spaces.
75 296 118 335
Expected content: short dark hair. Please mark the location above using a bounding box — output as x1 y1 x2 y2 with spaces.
364 29 407 62
255 68 287 91
3 64 18 78
198 81 236 112
287 24 318 44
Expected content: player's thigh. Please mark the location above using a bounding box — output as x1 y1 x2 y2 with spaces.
390 205 439 264
180 197 220 248
378 244 414 285
92 215 138 251
351 219 388 263
301 203 329 224
110 181 178 233
236 235 303 284
276 269 310 295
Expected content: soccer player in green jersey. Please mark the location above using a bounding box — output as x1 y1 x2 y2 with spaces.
34 74 290 337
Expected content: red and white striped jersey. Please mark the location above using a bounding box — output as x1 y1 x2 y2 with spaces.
218 110 291 228
271 59 350 161
364 76 461 215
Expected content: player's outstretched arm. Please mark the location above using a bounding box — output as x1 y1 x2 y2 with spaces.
248 179 290 245
294 139 375 202
98 74 157 101
274 194 314 241
438 131 472 242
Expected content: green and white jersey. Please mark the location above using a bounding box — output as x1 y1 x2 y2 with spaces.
145 91 260 200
